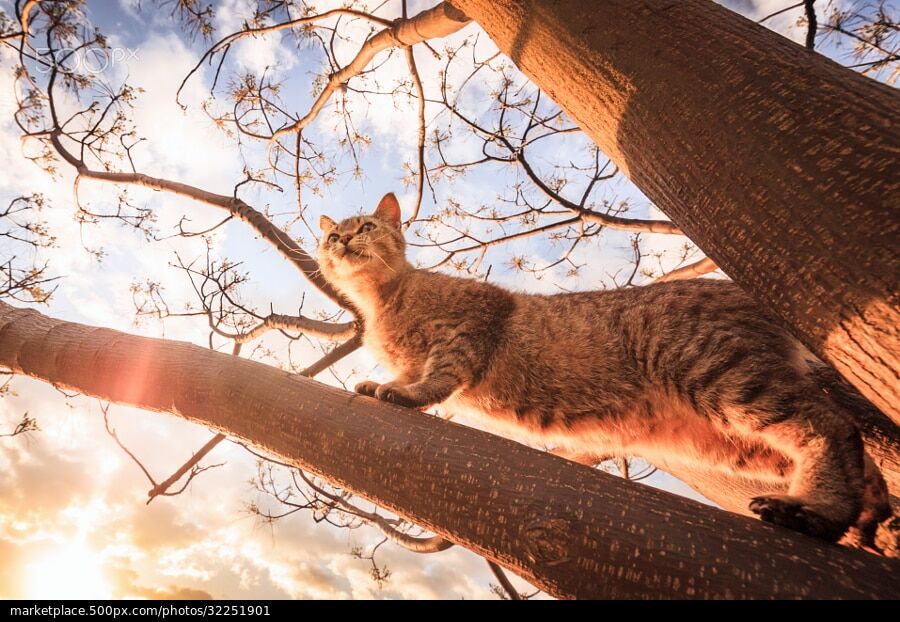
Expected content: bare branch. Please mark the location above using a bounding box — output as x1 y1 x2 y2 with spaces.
147 432 226 503
269 3 470 145
300 335 362 377
488 561 523 600
0 411 39 438
804 0 818 49
177 7 395 106
48 132 347 308
404 45 427 225
217 312 357 344
513 151 683 235
654 256 719 282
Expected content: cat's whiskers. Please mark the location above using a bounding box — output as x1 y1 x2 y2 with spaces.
366 246 396 273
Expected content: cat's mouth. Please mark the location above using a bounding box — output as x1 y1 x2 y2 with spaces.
336 246 369 260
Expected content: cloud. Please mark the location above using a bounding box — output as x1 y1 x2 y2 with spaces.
123 583 214 600
214 0 300 77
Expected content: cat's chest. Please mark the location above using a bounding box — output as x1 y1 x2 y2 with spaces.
362 315 429 375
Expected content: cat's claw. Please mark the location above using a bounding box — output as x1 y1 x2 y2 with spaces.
749 495 848 542
375 383 426 409
354 380 380 397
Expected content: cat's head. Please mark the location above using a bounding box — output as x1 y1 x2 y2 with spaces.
317 193 408 289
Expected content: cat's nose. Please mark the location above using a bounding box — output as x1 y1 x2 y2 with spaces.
340 234 353 245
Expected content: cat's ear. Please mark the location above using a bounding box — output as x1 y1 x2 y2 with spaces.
374 192 402 227
319 215 337 232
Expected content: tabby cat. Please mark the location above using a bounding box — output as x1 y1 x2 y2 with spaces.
318 193 891 545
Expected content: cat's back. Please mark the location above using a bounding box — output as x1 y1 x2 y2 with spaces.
382 271 774 357
507 277 764 349
491 278 798 400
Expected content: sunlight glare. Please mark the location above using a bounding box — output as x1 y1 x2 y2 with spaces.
24 542 112 599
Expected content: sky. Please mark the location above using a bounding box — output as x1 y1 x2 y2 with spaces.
0 0 890 600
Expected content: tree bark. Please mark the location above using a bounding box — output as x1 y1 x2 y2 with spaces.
449 0 900 425
1 301 897 599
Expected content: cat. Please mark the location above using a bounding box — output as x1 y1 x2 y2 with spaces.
317 192 892 546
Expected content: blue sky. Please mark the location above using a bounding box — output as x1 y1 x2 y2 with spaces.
0 0 889 600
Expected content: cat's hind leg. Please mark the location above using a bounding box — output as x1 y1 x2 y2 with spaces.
840 452 893 552
738 389 866 542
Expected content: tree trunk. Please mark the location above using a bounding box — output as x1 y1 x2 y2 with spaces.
1 301 897 599
449 0 900 425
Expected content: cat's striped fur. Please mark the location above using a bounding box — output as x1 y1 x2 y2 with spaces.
318 193 891 545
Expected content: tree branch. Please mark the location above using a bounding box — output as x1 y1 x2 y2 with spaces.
488 560 523 600
146 333 361 502
147 431 226 503
177 7 395 106
1 300 897 599
0 411 38 438
757 2 804 24
215 312 357 344
654 256 718 282
48 132 347 309
270 2 471 145
404 45 427 225
804 0 818 50
514 152 683 235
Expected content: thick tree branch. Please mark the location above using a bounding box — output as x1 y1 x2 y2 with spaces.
1 300 897 599
147 334 362 501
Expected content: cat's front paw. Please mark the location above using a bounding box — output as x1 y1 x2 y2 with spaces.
375 383 427 409
354 380 380 397
749 495 848 542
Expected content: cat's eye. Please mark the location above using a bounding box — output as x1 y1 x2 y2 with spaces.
360 222 376 233
327 233 340 243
